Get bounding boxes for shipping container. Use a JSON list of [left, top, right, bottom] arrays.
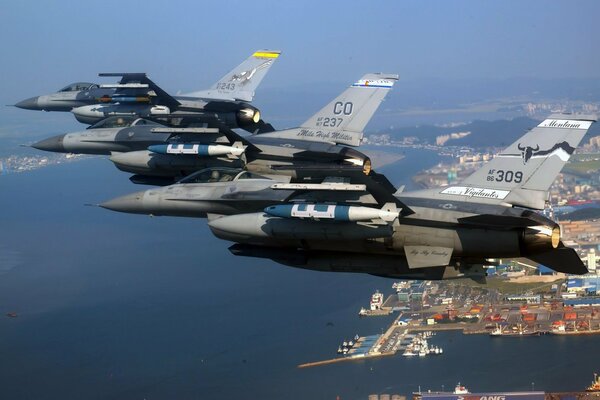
[[565, 312, 577, 320], [523, 313, 536, 321]]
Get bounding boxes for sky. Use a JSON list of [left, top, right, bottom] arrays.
[[1, 0, 600, 107]]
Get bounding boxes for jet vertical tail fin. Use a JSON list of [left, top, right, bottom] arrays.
[[455, 114, 597, 209], [298, 73, 398, 146], [187, 50, 281, 102]]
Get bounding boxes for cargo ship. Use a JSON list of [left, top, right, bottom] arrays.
[[551, 320, 600, 335], [412, 377, 600, 400], [413, 389, 546, 400], [490, 323, 541, 337]]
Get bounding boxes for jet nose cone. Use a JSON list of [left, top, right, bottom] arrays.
[[99, 191, 146, 214], [31, 135, 65, 153], [15, 96, 40, 110]]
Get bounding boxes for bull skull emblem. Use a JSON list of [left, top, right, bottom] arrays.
[[517, 143, 539, 164]]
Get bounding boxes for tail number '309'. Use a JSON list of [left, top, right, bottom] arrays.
[[487, 170, 523, 183]]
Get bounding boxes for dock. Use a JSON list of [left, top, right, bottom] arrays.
[[298, 312, 442, 368]]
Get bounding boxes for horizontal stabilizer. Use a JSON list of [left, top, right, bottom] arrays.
[[527, 244, 588, 275]]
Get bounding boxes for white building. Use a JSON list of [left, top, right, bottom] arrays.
[[587, 249, 597, 274]]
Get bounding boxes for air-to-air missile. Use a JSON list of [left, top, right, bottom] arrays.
[[15, 50, 280, 133]]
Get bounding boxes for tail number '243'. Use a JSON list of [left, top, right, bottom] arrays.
[[487, 169, 523, 183]]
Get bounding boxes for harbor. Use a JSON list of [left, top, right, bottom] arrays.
[[299, 276, 600, 368]]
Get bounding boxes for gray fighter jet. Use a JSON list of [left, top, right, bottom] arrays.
[[15, 50, 280, 132], [99, 114, 596, 280], [99, 167, 381, 218], [106, 73, 398, 181]]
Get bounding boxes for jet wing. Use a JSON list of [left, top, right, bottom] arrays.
[[457, 212, 551, 228], [147, 124, 261, 153], [99, 73, 181, 109], [269, 169, 413, 215], [527, 243, 588, 275]]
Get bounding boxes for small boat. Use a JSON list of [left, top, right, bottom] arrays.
[[370, 290, 384, 310], [403, 349, 416, 357], [587, 373, 600, 392], [337, 346, 343, 354], [454, 383, 470, 394], [6, 312, 17, 318]]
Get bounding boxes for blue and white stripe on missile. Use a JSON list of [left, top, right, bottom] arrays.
[[148, 143, 211, 156], [265, 204, 350, 220], [264, 203, 400, 222], [148, 144, 245, 157]]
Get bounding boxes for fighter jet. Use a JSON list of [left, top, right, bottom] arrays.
[[100, 114, 597, 280], [193, 113, 596, 280], [106, 73, 398, 181], [15, 50, 280, 132], [99, 167, 389, 218]]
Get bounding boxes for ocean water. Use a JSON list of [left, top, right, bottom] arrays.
[[0, 150, 598, 400]]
